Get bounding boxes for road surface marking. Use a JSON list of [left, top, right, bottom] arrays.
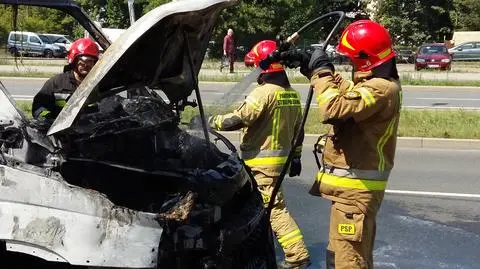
[[409, 97, 480, 101], [386, 189, 480, 199]]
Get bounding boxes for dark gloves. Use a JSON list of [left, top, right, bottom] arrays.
[[280, 49, 312, 77], [188, 114, 209, 130], [308, 48, 335, 76], [289, 157, 302, 177], [280, 48, 334, 78]]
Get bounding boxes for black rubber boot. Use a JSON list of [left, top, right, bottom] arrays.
[[326, 250, 335, 269], [277, 258, 311, 269]]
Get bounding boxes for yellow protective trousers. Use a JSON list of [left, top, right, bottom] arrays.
[[313, 171, 386, 269], [254, 171, 310, 264], [326, 201, 379, 269]]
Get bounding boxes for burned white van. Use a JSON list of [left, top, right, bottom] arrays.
[[0, 0, 276, 268]]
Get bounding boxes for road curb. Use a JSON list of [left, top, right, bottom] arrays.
[[217, 132, 480, 150]]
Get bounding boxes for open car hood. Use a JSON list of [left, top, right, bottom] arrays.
[[48, 0, 236, 136]]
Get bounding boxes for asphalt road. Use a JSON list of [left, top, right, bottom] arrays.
[[2, 77, 480, 109], [275, 147, 480, 269]]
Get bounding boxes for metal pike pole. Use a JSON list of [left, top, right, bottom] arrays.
[[266, 11, 346, 215]]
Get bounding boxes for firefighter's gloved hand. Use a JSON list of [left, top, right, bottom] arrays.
[[280, 49, 312, 70], [289, 157, 302, 177], [306, 48, 335, 77], [188, 114, 210, 130]]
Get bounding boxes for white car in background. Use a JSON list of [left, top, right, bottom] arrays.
[[7, 31, 65, 58], [40, 33, 74, 51]]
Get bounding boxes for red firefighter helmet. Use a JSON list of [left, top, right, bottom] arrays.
[[244, 51, 255, 67], [248, 40, 284, 74], [67, 38, 100, 64], [336, 20, 395, 71]]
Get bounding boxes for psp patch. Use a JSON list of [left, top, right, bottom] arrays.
[[338, 224, 355, 235]]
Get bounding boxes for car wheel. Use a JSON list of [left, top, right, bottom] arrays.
[[44, 49, 54, 58], [415, 66, 421, 71]]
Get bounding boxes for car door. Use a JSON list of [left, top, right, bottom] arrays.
[[463, 42, 478, 60], [14, 33, 29, 55], [472, 42, 480, 61], [455, 42, 475, 60], [27, 35, 44, 56]]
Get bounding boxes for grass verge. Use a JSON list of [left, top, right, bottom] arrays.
[[177, 106, 480, 139], [15, 100, 480, 139], [0, 71, 57, 78], [3, 69, 480, 87], [201, 72, 480, 86], [400, 73, 480, 87]]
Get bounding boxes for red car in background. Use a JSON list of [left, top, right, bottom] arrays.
[[414, 43, 452, 71]]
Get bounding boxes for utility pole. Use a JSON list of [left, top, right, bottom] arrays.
[[127, 0, 136, 26]]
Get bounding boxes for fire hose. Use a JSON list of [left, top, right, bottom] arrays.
[[262, 11, 346, 215]]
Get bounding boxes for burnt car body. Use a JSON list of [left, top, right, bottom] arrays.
[[0, 0, 276, 268]]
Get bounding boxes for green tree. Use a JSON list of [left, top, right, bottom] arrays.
[[0, 5, 77, 36], [375, 0, 454, 47], [452, 0, 480, 30], [142, 0, 170, 13], [1, 0, 369, 52], [209, 0, 365, 59], [104, 0, 128, 28]]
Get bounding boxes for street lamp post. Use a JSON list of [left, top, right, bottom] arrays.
[[127, 0, 136, 26]]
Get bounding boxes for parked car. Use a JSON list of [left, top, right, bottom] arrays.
[[40, 33, 74, 51], [0, 0, 276, 269], [38, 34, 68, 57], [448, 41, 480, 61], [414, 43, 452, 71], [7, 31, 65, 58], [395, 48, 415, 64]]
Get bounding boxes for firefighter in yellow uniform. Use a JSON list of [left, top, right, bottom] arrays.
[[286, 20, 402, 269], [208, 40, 311, 269]]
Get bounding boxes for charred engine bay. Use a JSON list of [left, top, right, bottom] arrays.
[[58, 95, 249, 211]]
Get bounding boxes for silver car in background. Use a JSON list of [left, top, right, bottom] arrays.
[[448, 41, 480, 61], [7, 31, 65, 58]]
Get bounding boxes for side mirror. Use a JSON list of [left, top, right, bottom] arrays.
[[457, 48, 462, 51]]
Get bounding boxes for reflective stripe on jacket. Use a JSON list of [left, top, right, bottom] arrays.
[[317, 172, 387, 191], [311, 70, 402, 176], [209, 83, 303, 176], [32, 71, 78, 120]]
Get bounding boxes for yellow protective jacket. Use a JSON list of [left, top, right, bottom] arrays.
[[311, 69, 402, 212], [209, 83, 303, 177]]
